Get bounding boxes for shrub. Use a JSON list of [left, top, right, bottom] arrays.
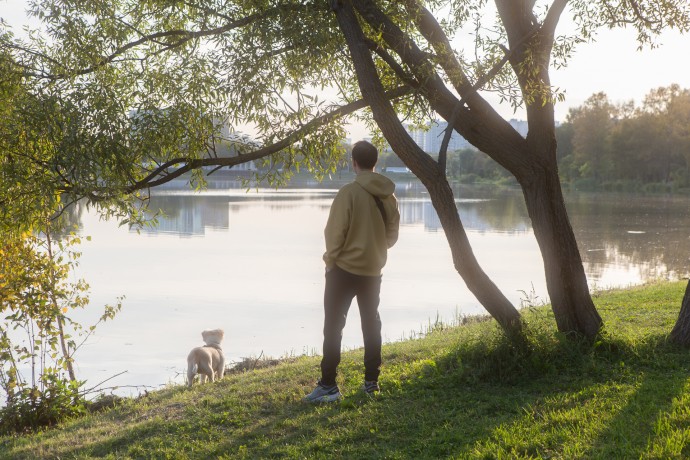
[[0, 373, 87, 435], [0, 227, 121, 433]]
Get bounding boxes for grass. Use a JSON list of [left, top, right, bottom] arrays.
[[1, 281, 689, 459]]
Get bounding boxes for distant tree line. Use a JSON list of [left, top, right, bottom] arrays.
[[428, 85, 690, 192], [558, 85, 690, 192]]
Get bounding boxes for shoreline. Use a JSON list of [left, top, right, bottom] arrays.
[[3, 280, 688, 458]]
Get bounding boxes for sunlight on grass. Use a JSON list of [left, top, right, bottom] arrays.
[[1, 281, 689, 459]]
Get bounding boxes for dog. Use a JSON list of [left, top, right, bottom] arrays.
[[186, 329, 225, 387]]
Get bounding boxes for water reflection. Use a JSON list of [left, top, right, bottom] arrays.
[[58, 180, 690, 283], [133, 186, 534, 236], [55, 180, 690, 394], [566, 193, 690, 283], [120, 183, 690, 283]]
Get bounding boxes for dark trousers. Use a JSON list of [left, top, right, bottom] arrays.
[[320, 266, 383, 386]]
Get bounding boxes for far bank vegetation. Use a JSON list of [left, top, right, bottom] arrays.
[[378, 85, 690, 193]]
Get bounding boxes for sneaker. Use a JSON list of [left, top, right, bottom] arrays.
[[362, 380, 380, 394], [304, 381, 341, 403]]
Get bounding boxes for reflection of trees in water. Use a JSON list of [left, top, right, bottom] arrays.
[[568, 193, 690, 279], [134, 195, 234, 236], [63, 182, 690, 279], [459, 195, 531, 233], [398, 186, 531, 233], [133, 193, 334, 235], [399, 185, 689, 280], [582, 243, 675, 285]]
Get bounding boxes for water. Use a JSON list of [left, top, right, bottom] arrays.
[[59, 180, 689, 394]]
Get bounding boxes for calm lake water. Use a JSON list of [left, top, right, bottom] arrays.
[[62, 179, 689, 394]]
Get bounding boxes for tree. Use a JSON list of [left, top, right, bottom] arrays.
[[640, 85, 690, 185], [3, 0, 689, 338], [569, 92, 617, 182], [557, 85, 690, 189], [670, 280, 690, 347], [0, 227, 122, 432]]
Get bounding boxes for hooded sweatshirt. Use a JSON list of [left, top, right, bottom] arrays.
[[323, 171, 400, 276]]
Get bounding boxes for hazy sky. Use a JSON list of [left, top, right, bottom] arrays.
[[2, 1, 688, 140]]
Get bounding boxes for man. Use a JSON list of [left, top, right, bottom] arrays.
[[305, 140, 400, 403]]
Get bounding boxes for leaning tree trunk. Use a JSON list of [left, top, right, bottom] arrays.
[[519, 163, 602, 338], [425, 177, 523, 333], [332, 0, 523, 337], [669, 280, 690, 346]]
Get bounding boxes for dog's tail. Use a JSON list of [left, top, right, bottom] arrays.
[[186, 355, 198, 387]]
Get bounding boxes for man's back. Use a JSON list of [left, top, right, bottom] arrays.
[[323, 171, 400, 277]]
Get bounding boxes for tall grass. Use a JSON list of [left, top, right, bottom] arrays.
[[1, 281, 688, 459]]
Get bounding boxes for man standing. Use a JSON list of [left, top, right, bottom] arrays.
[[305, 140, 400, 403]]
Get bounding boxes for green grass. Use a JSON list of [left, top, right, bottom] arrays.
[[1, 281, 689, 459]]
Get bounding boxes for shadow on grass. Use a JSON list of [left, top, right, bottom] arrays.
[[207, 332, 690, 459], [9, 329, 689, 459], [584, 359, 689, 458]]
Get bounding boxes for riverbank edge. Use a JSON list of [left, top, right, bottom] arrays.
[[154, 169, 690, 197], [2, 280, 689, 459]]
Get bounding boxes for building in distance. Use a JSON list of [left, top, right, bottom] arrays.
[[403, 119, 529, 155]]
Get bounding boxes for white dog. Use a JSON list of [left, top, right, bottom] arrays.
[[186, 329, 225, 387]]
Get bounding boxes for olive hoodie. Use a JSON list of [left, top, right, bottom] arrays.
[[323, 171, 400, 276]]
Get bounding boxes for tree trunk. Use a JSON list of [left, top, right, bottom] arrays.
[[45, 230, 77, 382], [669, 280, 690, 346], [519, 164, 602, 338], [332, 0, 523, 337], [334, 0, 605, 339], [425, 177, 523, 334]]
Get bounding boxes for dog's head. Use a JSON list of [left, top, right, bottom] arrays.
[[201, 329, 224, 347]]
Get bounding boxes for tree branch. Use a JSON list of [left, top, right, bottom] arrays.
[[331, 0, 439, 177], [13, 4, 305, 80], [629, 0, 664, 27], [438, 45, 514, 173], [542, 0, 569, 49], [362, 37, 420, 89], [351, 0, 529, 176], [399, 0, 475, 101], [60, 86, 412, 198]]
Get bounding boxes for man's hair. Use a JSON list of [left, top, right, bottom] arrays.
[[352, 140, 378, 170]]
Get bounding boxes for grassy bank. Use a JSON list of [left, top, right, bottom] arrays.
[[2, 281, 689, 459]]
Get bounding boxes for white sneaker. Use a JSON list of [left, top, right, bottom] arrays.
[[304, 381, 341, 403]]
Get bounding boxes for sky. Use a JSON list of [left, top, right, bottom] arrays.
[[2, 1, 689, 140], [545, 27, 690, 120]]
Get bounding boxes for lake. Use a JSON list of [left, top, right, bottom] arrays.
[[62, 179, 689, 394]]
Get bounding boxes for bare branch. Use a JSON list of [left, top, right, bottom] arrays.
[[542, 0, 569, 47]]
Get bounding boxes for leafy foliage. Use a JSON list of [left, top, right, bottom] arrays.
[[0, 228, 122, 434], [1, 0, 359, 230], [1, 0, 689, 337], [2, 1, 686, 231], [558, 85, 690, 190], [0, 371, 86, 435]]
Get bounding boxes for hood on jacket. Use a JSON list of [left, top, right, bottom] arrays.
[[355, 171, 396, 198]]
